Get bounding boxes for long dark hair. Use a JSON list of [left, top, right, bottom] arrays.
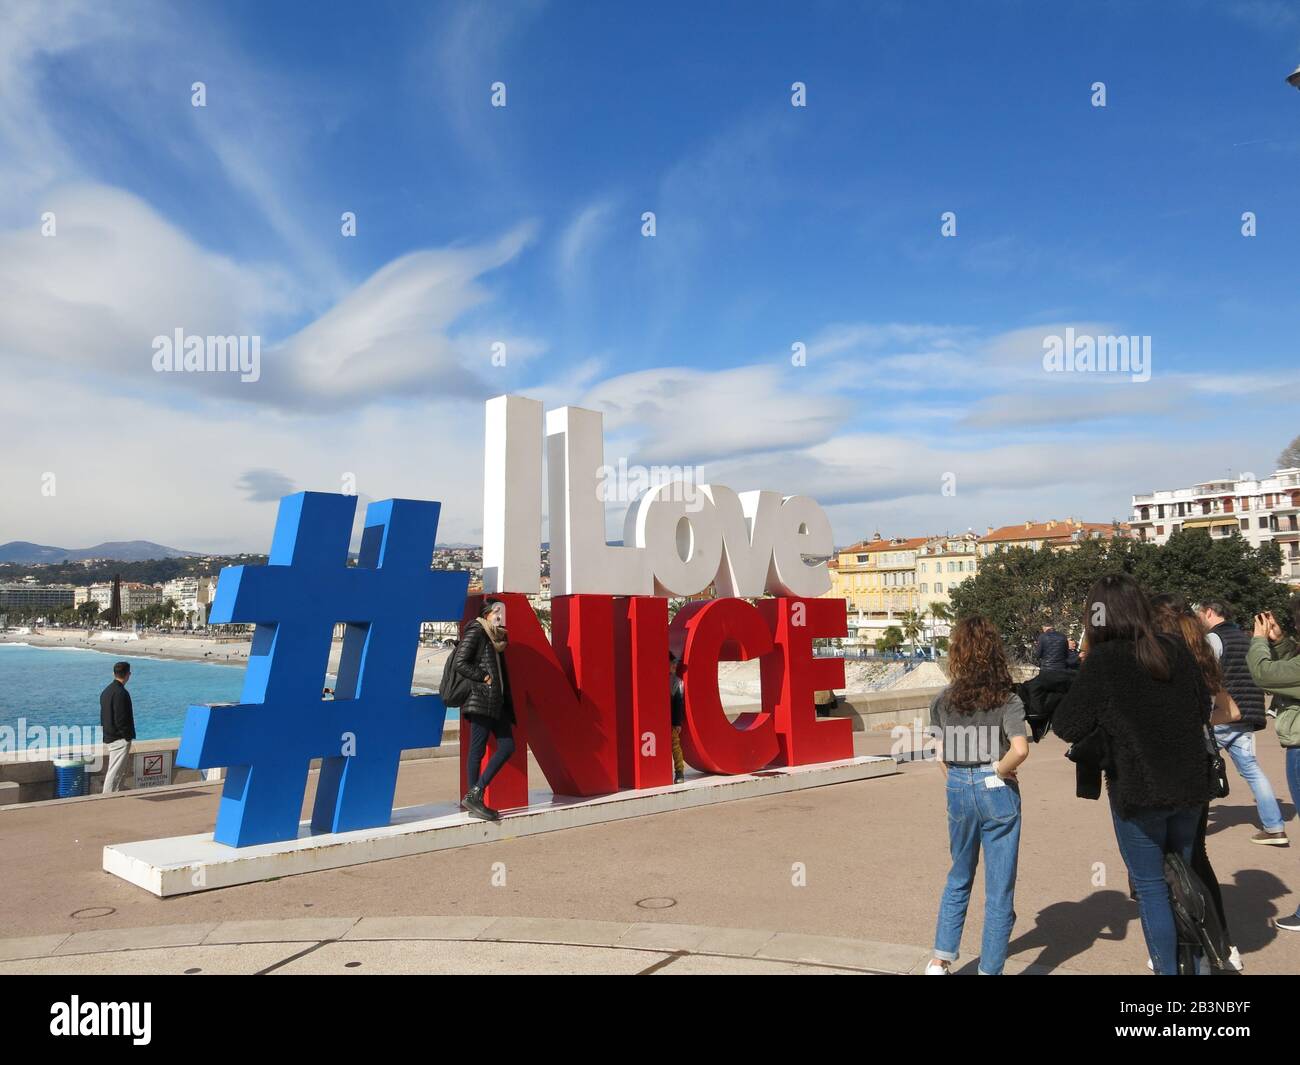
[[1083, 573, 1170, 681], [946, 615, 1014, 713], [1150, 592, 1220, 694]]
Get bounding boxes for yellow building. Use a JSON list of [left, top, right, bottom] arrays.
[[826, 533, 927, 616]]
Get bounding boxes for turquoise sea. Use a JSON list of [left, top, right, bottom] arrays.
[[0, 642, 455, 743], [0, 642, 246, 741]]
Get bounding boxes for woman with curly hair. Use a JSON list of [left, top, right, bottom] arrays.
[[926, 615, 1030, 975]]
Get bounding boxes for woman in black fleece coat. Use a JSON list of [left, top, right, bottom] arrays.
[[1054, 574, 1215, 975], [453, 598, 516, 822]]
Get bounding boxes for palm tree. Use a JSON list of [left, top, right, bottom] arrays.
[[899, 609, 924, 652], [927, 602, 952, 657]]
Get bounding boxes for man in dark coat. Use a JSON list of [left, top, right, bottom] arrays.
[[1199, 600, 1287, 845], [1033, 625, 1069, 672], [99, 661, 135, 793]]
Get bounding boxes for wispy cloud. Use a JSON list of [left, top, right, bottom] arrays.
[[236, 468, 296, 502]]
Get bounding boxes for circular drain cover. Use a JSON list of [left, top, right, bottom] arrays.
[[70, 906, 116, 920], [635, 897, 677, 909]]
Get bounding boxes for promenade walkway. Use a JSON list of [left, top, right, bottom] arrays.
[[3, 727, 1297, 975]]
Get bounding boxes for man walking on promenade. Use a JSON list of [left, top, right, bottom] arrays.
[[1033, 624, 1069, 672], [100, 661, 135, 794], [1199, 601, 1289, 845]]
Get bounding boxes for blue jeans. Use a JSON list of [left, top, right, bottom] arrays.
[[934, 766, 1021, 974], [1287, 747, 1300, 821], [1110, 802, 1200, 975], [1214, 724, 1285, 833], [1288, 748, 1300, 919]]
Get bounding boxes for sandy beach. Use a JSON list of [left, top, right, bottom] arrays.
[[0, 630, 453, 691], [0, 630, 947, 705]]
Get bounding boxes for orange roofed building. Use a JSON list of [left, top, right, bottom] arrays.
[[825, 533, 929, 617], [977, 518, 1128, 557]]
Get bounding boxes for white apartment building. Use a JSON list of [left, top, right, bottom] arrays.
[[162, 577, 200, 618], [1131, 468, 1300, 582], [85, 582, 163, 613], [122, 583, 162, 613]]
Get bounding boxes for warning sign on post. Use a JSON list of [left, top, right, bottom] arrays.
[[133, 750, 173, 790]]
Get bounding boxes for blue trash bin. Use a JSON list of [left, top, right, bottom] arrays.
[[54, 759, 88, 798]]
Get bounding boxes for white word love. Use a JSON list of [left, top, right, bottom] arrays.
[[482, 395, 833, 599]]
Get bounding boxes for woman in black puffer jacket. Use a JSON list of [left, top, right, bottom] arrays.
[[454, 598, 516, 821], [1054, 574, 1215, 975]]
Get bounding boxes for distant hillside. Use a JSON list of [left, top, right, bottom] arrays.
[[0, 540, 197, 564]]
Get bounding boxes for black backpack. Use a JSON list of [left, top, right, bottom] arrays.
[[1164, 851, 1234, 973], [438, 642, 472, 708], [1015, 668, 1075, 743]]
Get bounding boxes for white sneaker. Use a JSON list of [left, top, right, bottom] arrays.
[[925, 961, 950, 975], [1228, 946, 1243, 971]]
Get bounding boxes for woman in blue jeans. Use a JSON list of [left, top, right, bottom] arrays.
[[1245, 607, 1300, 932], [1055, 574, 1217, 974], [927, 616, 1030, 975]]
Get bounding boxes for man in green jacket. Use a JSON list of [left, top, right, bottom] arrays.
[[1246, 610, 1300, 933]]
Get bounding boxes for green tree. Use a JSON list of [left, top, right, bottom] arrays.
[[898, 609, 924, 651], [875, 625, 904, 654], [949, 532, 1291, 661], [1279, 434, 1300, 470], [927, 601, 952, 654]]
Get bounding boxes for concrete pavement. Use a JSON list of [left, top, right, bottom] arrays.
[[2, 727, 1297, 974], [0, 914, 1083, 974]]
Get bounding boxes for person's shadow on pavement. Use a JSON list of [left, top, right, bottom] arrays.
[[1205, 799, 1296, 836], [1003, 890, 1133, 973], [1220, 868, 1291, 958]]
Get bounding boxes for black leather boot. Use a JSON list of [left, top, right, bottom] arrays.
[[461, 785, 500, 821]]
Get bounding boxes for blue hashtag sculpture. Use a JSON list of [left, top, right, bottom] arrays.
[[178, 492, 469, 847]]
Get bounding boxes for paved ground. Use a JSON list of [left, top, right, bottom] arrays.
[[0, 915, 1080, 975], [2, 729, 1298, 974]]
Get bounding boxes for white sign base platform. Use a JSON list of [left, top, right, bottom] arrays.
[[103, 756, 896, 897]]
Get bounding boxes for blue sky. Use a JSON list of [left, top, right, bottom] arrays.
[[2, 0, 1299, 551]]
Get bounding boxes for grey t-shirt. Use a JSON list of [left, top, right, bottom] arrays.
[[929, 689, 1027, 765]]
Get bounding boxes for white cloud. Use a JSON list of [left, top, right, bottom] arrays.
[[0, 374, 492, 552], [0, 183, 296, 379], [0, 187, 540, 410], [556, 200, 616, 297], [581, 364, 853, 464], [262, 223, 539, 408]]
